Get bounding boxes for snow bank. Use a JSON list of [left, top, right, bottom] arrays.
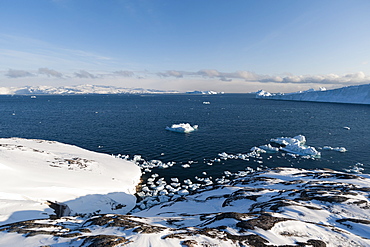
[[165, 123, 198, 133], [0, 138, 141, 225], [256, 83, 370, 105]]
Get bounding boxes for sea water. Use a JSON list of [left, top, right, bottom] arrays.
[[0, 94, 369, 180]]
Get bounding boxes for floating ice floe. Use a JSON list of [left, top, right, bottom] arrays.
[[165, 123, 198, 133], [323, 146, 347, 152], [270, 135, 321, 158]]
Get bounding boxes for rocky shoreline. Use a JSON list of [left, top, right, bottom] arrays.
[[1, 167, 369, 246]]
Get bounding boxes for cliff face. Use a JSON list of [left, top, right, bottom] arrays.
[[257, 84, 370, 105]]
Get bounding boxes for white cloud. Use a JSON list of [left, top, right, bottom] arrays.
[[1, 68, 369, 93], [152, 69, 370, 86], [5, 69, 34, 78], [74, 70, 96, 79], [113, 70, 135, 77], [38, 68, 63, 78], [157, 70, 184, 78]]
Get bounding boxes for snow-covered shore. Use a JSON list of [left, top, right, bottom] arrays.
[[1, 138, 370, 246], [1, 167, 369, 246], [0, 138, 141, 225], [256, 83, 370, 105]]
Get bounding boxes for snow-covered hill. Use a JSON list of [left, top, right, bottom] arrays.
[[0, 85, 178, 95], [0, 138, 141, 225], [256, 84, 370, 105], [0, 138, 370, 246]]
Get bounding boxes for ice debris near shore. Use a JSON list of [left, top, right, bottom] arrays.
[[0, 138, 141, 225], [256, 83, 370, 105], [165, 123, 198, 133], [1, 167, 370, 247], [248, 135, 320, 158]]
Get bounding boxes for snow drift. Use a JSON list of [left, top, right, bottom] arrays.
[[0, 138, 141, 225]]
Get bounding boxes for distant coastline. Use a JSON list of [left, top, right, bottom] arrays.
[[256, 83, 370, 105], [0, 85, 226, 95]]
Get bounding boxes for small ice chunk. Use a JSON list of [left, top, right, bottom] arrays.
[[165, 123, 198, 133], [323, 146, 347, 153], [171, 183, 181, 188], [333, 147, 347, 153], [178, 189, 189, 196], [259, 144, 279, 153], [184, 179, 192, 185], [250, 146, 266, 153]]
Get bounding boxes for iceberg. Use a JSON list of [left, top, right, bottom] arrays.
[[256, 83, 370, 105], [165, 123, 198, 133], [186, 90, 220, 94], [270, 135, 321, 157]]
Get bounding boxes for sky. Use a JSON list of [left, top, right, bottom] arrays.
[[1, 0, 370, 93]]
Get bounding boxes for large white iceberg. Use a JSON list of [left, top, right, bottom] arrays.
[[0, 138, 141, 225], [256, 83, 370, 105], [165, 123, 198, 133]]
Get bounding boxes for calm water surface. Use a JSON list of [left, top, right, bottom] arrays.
[[0, 94, 369, 180]]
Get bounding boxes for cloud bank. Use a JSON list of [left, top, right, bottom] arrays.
[[1, 68, 369, 93]]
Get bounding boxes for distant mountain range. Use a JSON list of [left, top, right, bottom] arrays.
[[0, 84, 179, 95], [256, 83, 370, 105], [0, 85, 227, 95]]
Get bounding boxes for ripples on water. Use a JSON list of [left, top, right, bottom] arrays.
[[0, 94, 369, 180]]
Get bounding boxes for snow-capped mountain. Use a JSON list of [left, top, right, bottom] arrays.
[[0, 85, 178, 95]]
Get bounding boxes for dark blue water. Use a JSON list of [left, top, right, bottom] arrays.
[[0, 94, 369, 180]]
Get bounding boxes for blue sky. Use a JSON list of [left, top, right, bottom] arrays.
[[1, 0, 370, 92]]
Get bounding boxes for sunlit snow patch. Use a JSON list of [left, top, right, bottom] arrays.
[[0, 138, 141, 225], [165, 123, 198, 133], [270, 135, 321, 158]]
